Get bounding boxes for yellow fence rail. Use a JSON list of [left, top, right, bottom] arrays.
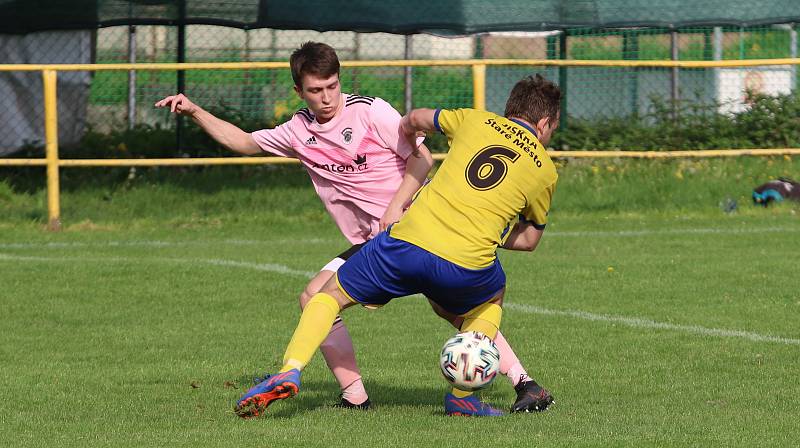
[[3, 58, 800, 230]]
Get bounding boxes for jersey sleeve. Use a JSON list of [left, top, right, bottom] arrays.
[[370, 97, 415, 159], [433, 108, 470, 138], [520, 180, 557, 230], [250, 120, 296, 158]]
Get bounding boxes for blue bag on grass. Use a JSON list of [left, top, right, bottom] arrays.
[[752, 177, 800, 206]]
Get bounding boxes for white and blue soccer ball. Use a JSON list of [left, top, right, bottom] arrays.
[[439, 331, 500, 391]]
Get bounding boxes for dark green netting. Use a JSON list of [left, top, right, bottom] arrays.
[[2, 0, 800, 35]]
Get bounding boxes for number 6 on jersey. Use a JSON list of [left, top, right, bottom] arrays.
[[465, 145, 520, 191]]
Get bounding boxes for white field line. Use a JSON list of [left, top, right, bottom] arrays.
[[199, 258, 315, 278], [0, 225, 798, 250], [505, 302, 800, 346], [0, 238, 331, 250], [545, 226, 799, 238], [2, 252, 798, 346], [0, 253, 316, 278]]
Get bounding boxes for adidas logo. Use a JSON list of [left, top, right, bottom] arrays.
[[305, 136, 318, 145]]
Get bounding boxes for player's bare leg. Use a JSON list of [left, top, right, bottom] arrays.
[[236, 280, 357, 418], [300, 270, 369, 408]]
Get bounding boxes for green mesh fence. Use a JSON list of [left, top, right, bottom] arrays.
[[87, 25, 799, 129], [84, 27, 480, 134], [483, 26, 798, 120], [2, 24, 800, 154]]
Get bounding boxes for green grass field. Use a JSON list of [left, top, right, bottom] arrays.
[[1, 159, 799, 447]]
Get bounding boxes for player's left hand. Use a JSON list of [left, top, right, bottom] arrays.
[[379, 203, 404, 231]]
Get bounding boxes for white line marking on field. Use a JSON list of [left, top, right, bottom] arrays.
[[546, 226, 799, 238], [0, 238, 331, 250], [1, 226, 798, 250], [222, 238, 330, 246], [0, 253, 316, 278], [505, 302, 800, 345], [2, 252, 797, 346], [198, 258, 315, 278], [0, 253, 75, 262]]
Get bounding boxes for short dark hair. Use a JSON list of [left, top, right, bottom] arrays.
[[289, 42, 340, 88], [504, 74, 561, 125]]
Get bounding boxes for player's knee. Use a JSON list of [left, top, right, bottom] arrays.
[[449, 316, 464, 328], [299, 289, 314, 310], [428, 299, 450, 318], [428, 299, 463, 328], [428, 302, 446, 319], [435, 308, 462, 328]]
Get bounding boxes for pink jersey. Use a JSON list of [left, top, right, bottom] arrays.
[[251, 94, 415, 244]]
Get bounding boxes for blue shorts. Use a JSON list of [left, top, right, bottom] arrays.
[[336, 231, 506, 315]]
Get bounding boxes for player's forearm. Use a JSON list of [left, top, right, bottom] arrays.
[[404, 143, 434, 187], [387, 144, 434, 211], [404, 109, 438, 133], [501, 222, 543, 252], [191, 107, 261, 156]]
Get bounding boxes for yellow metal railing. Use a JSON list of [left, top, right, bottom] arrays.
[[42, 70, 60, 230], [3, 58, 800, 230]]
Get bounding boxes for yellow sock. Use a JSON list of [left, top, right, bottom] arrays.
[[280, 293, 340, 372], [451, 388, 472, 398], [461, 302, 502, 339], [451, 302, 503, 398]]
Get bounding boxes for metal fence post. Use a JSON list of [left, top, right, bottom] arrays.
[[472, 63, 486, 110], [128, 25, 137, 130], [352, 33, 361, 93], [739, 26, 745, 59], [43, 69, 61, 231], [713, 26, 723, 104], [671, 29, 680, 119], [176, 0, 187, 154], [559, 31, 568, 130], [623, 29, 639, 115], [404, 35, 413, 113], [791, 23, 797, 91]]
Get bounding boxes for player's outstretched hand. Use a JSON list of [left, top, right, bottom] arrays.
[[154, 93, 198, 116]]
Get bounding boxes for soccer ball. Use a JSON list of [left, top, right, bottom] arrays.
[[439, 331, 500, 391]]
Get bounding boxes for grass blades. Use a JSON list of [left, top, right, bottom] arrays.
[[1, 159, 798, 447]]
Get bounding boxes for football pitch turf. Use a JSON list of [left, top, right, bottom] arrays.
[[1, 211, 797, 447]]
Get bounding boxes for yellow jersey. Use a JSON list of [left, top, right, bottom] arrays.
[[390, 108, 558, 269]]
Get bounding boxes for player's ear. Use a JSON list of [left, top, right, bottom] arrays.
[[535, 116, 551, 134], [293, 84, 303, 98]]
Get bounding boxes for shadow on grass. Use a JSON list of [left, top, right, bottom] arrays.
[[226, 375, 451, 419]]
